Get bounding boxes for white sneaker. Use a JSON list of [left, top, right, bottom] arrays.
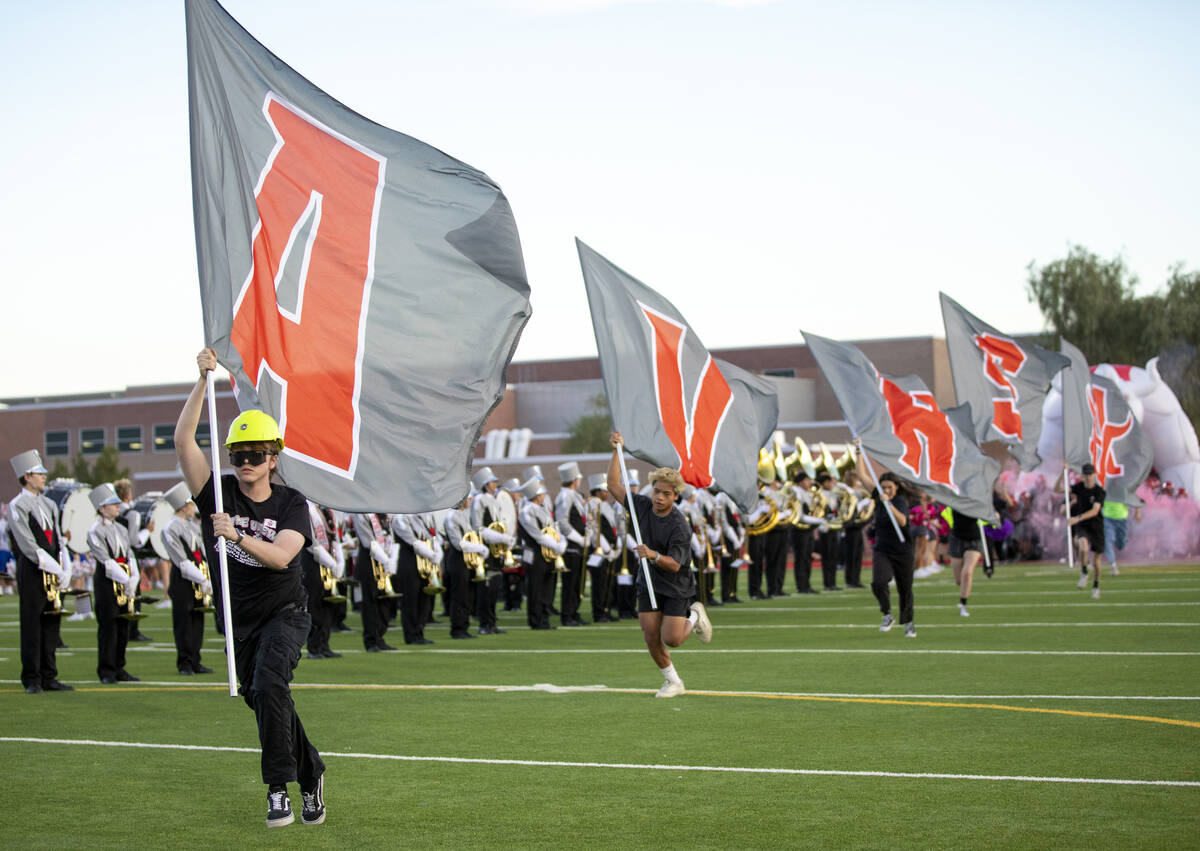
[[655, 680, 685, 698], [1076, 574, 1088, 589], [1111, 564, 1120, 576], [154, 599, 172, 609], [690, 602, 713, 644], [66, 612, 87, 621], [880, 614, 895, 632], [958, 603, 970, 617], [913, 566, 930, 579], [904, 622, 916, 638], [1091, 587, 1100, 600]]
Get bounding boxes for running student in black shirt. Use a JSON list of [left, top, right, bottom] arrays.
[[606, 432, 712, 699], [855, 446, 918, 637], [1066, 463, 1106, 599], [177, 349, 326, 829]]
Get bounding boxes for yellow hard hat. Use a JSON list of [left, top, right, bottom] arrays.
[[225, 410, 284, 450]]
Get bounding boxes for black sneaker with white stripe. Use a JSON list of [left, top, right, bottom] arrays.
[[301, 775, 326, 825], [266, 786, 294, 827]]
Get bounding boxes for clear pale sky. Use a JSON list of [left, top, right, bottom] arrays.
[[2, 0, 1196, 399]]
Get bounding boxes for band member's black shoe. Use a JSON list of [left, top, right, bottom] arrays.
[[131, 632, 154, 642], [25, 684, 43, 694], [115, 671, 139, 682], [194, 664, 214, 673], [179, 667, 196, 675], [321, 651, 342, 659], [100, 676, 118, 684], [44, 680, 74, 691]]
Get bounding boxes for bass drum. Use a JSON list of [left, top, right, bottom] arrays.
[[149, 498, 177, 560], [125, 493, 164, 561], [43, 479, 96, 555]]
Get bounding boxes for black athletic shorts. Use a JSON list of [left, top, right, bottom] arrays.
[[637, 592, 693, 617], [1073, 524, 1104, 555], [948, 532, 982, 559]]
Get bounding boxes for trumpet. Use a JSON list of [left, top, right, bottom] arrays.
[[319, 563, 346, 603], [487, 521, 516, 569], [193, 559, 216, 613], [372, 555, 402, 599], [695, 515, 720, 574], [417, 548, 445, 595], [541, 526, 568, 572], [463, 530, 488, 582], [114, 567, 148, 621], [43, 569, 62, 615]]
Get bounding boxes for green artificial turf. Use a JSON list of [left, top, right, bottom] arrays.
[[1, 562, 1197, 848]]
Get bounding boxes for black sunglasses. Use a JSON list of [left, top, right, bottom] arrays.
[[229, 450, 270, 468]]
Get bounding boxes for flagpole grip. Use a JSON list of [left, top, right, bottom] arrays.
[[206, 372, 238, 698], [616, 443, 658, 611], [849, 431, 905, 544]]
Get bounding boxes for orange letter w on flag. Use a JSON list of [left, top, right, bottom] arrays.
[[640, 304, 733, 487], [231, 94, 385, 478]]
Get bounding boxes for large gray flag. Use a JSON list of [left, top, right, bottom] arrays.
[[802, 330, 1001, 522], [578, 240, 778, 512], [1059, 339, 1095, 471], [940, 293, 1068, 470], [1059, 340, 1152, 501], [187, 0, 531, 512]]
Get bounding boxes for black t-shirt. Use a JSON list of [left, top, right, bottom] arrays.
[[628, 493, 695, 600], [949, 508, 980, 542], [195, 473, 311, 639], [871, 490, 912, 553], [1070, 482, 1106, 532]]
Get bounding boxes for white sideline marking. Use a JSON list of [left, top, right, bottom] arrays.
[[1, 646, 1197, 657], [721, 602, 1200, 614], [0, 736, 1195, 788], [8, 680, 1195, 702]]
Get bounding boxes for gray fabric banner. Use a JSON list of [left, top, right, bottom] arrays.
[[940, 293, 1068, 470], [1059, 339, 1096, 472], [1059, 340, 1152, 501], [802, 330, 1001, 522], [577, 240, 778, 512], [187, 0, 531, 512]]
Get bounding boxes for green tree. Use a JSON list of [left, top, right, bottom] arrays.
[[48, 448, 130, 484], [561, 393, 612, 454], [1026, 245, 1199, 431]]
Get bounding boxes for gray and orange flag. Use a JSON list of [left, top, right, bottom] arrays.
[[577, 240, 777, 511], [940, 293, 1068, 470], [802, 330, 1001, 522], [187, 0, 530, 512]]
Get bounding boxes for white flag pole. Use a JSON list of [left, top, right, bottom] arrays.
[[206, 372, 238, 698], [978, 521, 991, 569], [616, 443, 658, 611], [850, 432, 905, 543], [1063, 462, 1074, 571]]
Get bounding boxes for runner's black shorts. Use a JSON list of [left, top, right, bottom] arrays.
[[948, 532, 982, 558], [637, 592, 694, 617], [1073, 524, 1104, 554]]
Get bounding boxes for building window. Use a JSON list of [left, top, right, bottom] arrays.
[[763, 368, 796, 378], [80, 427, 105, 455], [45, 430, 70, 458], [196, 422, 211, 448], [117, 425, 143, 453], [153, 424, 175, 452]]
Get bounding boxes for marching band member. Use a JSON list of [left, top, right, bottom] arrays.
[[325, 509, 353, 634], [518, 477, 564, 630], [696, 487, 723, 606], [352, 512, 397, 652], [392, 513, 442, 645], [815, 472, 843, 591], [681, 487, 707, 602], [554, 461, 589, 627], [788, 472, 822, 594], [744, 479, 773, 600], [8, 450, 73, 693], [161, 481, 213, 675], [764, 477, 789, 597], [614, 469, 639, 618], [177, 351, 326, 828], [586, 473, 618, 623], [302, 500, 343, 659], [840, 472, 869, 589], [443, 495, 487, 639], [87, 483, 142, 684], [715, 489, 744, 603], [470, 467, 513, 635], [114, 478, 156, 640], [500, 478, 525, 612]]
